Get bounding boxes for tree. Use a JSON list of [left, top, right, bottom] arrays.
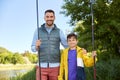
[[12, 52, 25, 64], [0, 52, 13, 64], [0, 47, 8, 53], [61, 0, 120, 56], [23, 51, 38, 63]]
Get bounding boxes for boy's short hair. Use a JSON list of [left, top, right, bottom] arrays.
[[67, 33, 77, 40], [44, 9, 55, 15]]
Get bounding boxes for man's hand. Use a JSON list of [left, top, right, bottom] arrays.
[[36, 39, 41, 51], [82, 48, 87, 54]]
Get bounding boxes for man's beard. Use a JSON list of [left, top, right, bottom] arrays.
[[46, 20, 54, 26]]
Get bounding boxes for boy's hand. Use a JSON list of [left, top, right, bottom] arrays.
[[92, 51, 97, 57]]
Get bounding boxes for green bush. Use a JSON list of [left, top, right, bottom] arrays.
[[12, 53, 25, 64], [85, 57, 120, 80]]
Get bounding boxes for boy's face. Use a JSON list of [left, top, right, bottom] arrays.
[[67, 37, 78, 48]]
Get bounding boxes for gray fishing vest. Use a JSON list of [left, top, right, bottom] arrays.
[[38, 24, 60, 63]]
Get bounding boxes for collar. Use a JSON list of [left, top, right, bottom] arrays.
[[45, 23, 54, 29]]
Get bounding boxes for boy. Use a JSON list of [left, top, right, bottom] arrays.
[[58, 33, 97, 80]]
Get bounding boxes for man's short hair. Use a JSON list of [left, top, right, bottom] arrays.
[[45, 9, 55, 15], [67, 33, 77, 40]]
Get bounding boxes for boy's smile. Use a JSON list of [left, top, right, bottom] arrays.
[[67, 37, 78, 49]]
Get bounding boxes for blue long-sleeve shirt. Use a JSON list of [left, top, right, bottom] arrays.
[[31, 24, 68, 67]]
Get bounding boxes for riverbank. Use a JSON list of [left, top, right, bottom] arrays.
[[0, 64, 36, 71]]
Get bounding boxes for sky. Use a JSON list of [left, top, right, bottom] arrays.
[[0, 0, 73, 53]]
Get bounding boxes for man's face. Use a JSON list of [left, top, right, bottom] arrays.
[[67, 37, 78, 48], [44, 12, 55, 27]]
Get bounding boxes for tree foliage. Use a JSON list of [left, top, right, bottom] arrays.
[[61, 0, 120, 55], [0, 47, 37, 64], [23, 51, 38, 63], [12, 52, 25, 64]]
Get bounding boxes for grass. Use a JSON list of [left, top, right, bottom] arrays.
[[85, 58, 120, 80], [10, 67, 36, 80]]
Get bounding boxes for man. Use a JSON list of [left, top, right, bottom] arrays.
[[31, 9, 68, 80]]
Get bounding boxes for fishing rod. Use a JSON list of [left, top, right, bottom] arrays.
[[36, 0, 41, 80], [90, 0, 96, 80]]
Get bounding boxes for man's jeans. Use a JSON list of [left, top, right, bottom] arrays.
[[36, 66, 59, 80]]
